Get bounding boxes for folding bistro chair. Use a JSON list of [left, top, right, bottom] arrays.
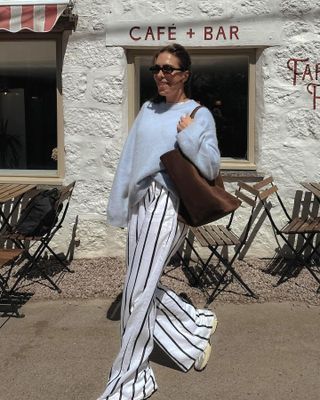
[[3, 182, 76, 293], [251, 177, 320, 289], [0, 248, 25, 317], [189, 181, 261, 305], [0, 184, 36, 234], [300, 181, 320, 263]]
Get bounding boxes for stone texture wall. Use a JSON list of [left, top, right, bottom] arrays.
[[57, 0, 320, 259]]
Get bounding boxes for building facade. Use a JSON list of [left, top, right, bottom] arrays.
[[1, 0, 319, 258]]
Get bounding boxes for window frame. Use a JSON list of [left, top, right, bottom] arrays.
[[127, 48, 256, 170], [0, 32, 67, 184]]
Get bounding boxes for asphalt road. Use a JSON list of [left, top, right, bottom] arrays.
[[1, 299, 320, 400]]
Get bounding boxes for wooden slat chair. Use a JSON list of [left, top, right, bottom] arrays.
[[190, 181, 260, 305], [301, 182, 320, 204], [252, 177, 320, 289], [3, 182, 76, 294], [0, 248, 25, 317]]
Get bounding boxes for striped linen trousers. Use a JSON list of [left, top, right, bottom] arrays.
[[98, 181, 216, 400]]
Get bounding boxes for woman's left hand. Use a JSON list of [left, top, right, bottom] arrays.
[[177, 114, 193, 132]]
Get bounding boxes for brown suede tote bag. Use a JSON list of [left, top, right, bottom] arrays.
[[160, 106, 241, 227]]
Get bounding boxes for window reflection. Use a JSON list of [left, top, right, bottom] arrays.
[[0, 41, 57, 171], [139, 54, 249, 160]]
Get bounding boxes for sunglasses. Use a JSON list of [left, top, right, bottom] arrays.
[[149, 64, 185, 75]]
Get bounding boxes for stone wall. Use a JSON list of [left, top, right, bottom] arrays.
[[57, 0, 320, 259]]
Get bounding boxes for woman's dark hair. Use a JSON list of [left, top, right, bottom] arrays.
[[151, 43, 191, 103], [153, 43, 191, 72]]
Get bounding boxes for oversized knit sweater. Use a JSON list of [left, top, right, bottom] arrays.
[[107, 99, 220, 227]]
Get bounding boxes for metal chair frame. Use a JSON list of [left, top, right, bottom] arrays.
[[0, 184, 36, 234], [3, 182, 76, 293], [189, 181, 261, 305], [252, 177, 320, 289], [0, 249, 25, 317]]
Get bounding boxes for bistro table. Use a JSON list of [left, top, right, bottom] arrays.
[[0, 183, 36, 232]]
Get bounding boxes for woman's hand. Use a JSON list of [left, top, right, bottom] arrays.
[[177, 114, 193, 132]]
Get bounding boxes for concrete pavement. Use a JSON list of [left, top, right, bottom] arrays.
[[1, 299, 320, 400]]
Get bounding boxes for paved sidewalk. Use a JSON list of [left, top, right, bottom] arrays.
[[1, 299, 320, 400]]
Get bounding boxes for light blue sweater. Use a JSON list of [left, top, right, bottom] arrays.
[[107, 99, 220, 227]]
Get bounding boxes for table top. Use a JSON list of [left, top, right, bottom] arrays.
[[0, 183, 36, 204], [300, 182, 320, 198]]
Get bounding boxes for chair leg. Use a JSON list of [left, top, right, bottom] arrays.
[[205, 267, 233, 306], [42, 242, 74, 273], [209, 248, 258, 301], [197, 252, 215, 281], [276, 258, 296, 285], [9, 269, 27, 293], [15, 232, 73, 292], [301, 232, 320, 260], [277, 233, 320, 286], [9, 237, 47, 291], [303, 242, 320, 284], [1, 263, 25, 318], [10, 241, 63, 293], [303, 263, 320, 286], [11, 260, 62, 294], [176, 251, 200, 286], [184, 236, 216, 281]]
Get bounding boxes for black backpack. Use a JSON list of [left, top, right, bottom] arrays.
[[15, 188, 60, 236]]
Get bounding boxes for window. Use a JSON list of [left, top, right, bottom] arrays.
[[0, 37, 63, 181], [127, 49, 256, 170]]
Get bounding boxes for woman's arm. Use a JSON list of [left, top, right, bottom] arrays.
[[106, 103, 147, 227], [176, 107, 220, 180]]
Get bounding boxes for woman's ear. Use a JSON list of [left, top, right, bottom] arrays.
[[183, 70, 190, 83]]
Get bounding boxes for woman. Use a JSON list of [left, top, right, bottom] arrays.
[[98, 43, 220, 400]]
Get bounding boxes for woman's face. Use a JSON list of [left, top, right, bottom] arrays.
[[153, 51, 189, 101]]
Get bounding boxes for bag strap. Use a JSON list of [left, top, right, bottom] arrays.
[[190, 105, 203, 119]]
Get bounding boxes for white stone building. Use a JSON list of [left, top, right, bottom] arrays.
[[0, 0, 319, 259]]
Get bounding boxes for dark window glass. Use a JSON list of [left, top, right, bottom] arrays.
[[139, 55, 249, 160], [0, 41, 57, 171]]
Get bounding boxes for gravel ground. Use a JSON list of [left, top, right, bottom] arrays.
[[8, 255, 320, 307]]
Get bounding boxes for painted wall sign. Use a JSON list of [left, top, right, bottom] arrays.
[[128, 25, 240, 42], [287, 58, 320, 110], [105, 20, 282, 47]]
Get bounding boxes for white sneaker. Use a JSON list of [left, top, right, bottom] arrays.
[[194, 316, 218, 372], [194, 342, 212, 371], [211, 316, 218, 336]]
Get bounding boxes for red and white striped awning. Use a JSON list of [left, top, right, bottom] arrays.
[[0, 1, 71, 33]]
